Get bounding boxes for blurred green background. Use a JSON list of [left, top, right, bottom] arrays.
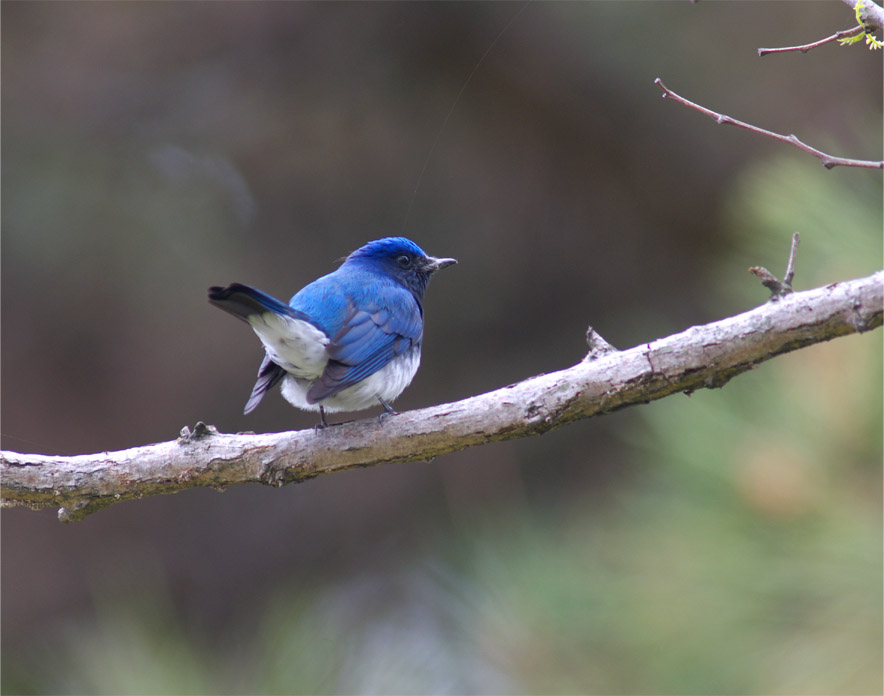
[[2, 2, 881, 694]]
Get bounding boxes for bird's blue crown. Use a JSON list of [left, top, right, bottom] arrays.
[[346, 237, 427, 263]]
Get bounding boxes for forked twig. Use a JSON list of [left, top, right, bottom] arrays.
[[750, 233, 801, 301]]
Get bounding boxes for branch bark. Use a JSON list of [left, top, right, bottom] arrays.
[[841, 0, 884, 32], [3, 271, 882, 522]]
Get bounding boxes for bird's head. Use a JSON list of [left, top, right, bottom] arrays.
[[345, 237, 457, 298]]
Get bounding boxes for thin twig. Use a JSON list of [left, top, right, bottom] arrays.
[[749, 232, 801, 301], [748, 266, 785, 298], [654, 79, 884, 170], [783, 232, 800, 289], [758, 26, 864, 56]]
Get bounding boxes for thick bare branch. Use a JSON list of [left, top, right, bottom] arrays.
[[3, 271, 882, 522], [654, 79, 884, 170]]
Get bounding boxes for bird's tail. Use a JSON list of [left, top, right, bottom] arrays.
[[209, 283, 326, 413], [244, 355, 286, 414], [208, 283, 303, 323]]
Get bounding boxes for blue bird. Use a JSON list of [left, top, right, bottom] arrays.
[[208, 237, 456, 428]]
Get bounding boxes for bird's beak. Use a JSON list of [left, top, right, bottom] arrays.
[[426, 256, 457, 273]]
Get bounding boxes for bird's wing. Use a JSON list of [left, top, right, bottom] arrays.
[[306, 288, 423, 403]]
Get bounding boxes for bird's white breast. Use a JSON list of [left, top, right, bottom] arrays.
[[280, 347, 421, 413]]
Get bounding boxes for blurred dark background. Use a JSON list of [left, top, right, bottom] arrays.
[[2, 3, 882, 694]]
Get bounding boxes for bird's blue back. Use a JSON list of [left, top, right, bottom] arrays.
[[289, 247, 424, 401]]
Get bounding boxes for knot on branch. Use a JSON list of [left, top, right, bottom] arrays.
[[178, 421, 218, 444], [584, 327, 618, 361]]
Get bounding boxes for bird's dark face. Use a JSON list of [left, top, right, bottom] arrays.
[[347, 237, 457, 298]]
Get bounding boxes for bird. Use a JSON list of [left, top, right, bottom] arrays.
[[208, 237, 456, 428]]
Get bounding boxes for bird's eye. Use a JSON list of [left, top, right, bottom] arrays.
[[397, 255, 412, 268]]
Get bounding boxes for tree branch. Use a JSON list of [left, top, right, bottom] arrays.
[[654, 78, 884, 170], [3, 270, 882, 522], [841, 0, 884, 32], [757, 26, 865, 57], [758, 0, 884, 56]]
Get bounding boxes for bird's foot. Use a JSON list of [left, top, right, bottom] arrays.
[[377, 397, 399, 423], [314, 406, 329, 430]]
